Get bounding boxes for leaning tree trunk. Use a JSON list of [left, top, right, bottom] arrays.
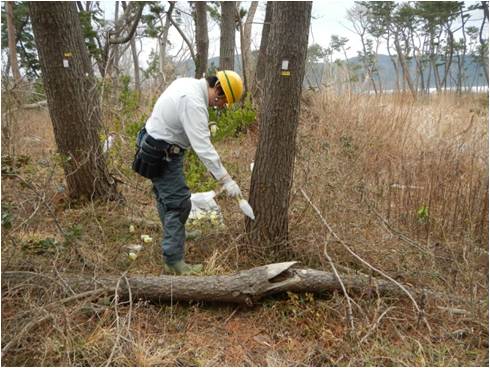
[[30, 2, 120, 202], [194, 1, 209, 78], [252, 1, 273, 104], [246, 2, 312, 256], [219, 1, 236, 70]]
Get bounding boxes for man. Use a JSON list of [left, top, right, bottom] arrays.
[[134, 70, 244, 275]]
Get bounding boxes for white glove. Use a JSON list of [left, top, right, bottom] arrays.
[[220, 174, 242, 198]]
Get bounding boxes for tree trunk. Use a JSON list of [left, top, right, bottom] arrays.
[[130, 34, 140, 96], [219, 1, 236, 70], [246, 2, 312, 256], [479, 1, 489, 83], [386, 38, 400, 92], [2, 263, 443, 305], [159, 2, 174, 84], [239, 1, 258, 97], [194, 1, 209, 78], [6, 1, 21, 82], [252, 1, 273, 103], [30, 2, 120, 202], [394, 32, 416, 99], [441, 26, 454, 90], [110, 1, 121, 102]]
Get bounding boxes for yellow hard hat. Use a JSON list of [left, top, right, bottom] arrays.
[[216, 70, 243, 105]]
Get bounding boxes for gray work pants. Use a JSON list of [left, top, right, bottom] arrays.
[[151, 151, 191, 265]]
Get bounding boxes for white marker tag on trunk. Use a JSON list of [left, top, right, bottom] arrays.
[[63, 59, 69, 68]]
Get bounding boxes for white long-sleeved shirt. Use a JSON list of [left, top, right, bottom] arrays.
[[145, 78, 228, 180]]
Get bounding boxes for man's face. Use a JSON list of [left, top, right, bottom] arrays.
[[213, 84, 228, 109]]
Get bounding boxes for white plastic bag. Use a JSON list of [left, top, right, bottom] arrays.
[[188, 191, 225, 230]]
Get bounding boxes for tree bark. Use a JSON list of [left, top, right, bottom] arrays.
[[29, 1, 120, 202], [394, 32, 416, 99], [441, 26, 455, 90], [239, 1, 258, 97], [159, 2, 174, 83], [6, 1, 21, 82], [479, 1, 489, 83], [219, 1, 236, 70], [1, 262, 442, 305], [252, 1, 273, 103], [194, 1, 209, 78], [246, 2, 312, 255], [130, 34, 140, 96]]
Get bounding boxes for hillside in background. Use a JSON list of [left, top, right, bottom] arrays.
[[177, 54, 488, 91]]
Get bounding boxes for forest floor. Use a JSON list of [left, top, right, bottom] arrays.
[[1, 90, 489, 366]]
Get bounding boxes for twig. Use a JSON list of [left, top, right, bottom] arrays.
[[323, 242, 355, 332], [1, 313, 52, 357], [105, 272, 128, 367], [367, 200, 431, 255], [300, 188, 432, 333], [123, 274, 133, 335], [223, 306, 239, 325], [8, 174, 66, 237], [1, 288, 108, 356], [360, 306, 395, 343]]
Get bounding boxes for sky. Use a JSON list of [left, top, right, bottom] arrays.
[[101, 1, 361, 68], [185, 1, 361, 60], [100, 1, 487, 69]]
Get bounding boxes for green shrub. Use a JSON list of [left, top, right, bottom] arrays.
[[208, 95, 256, 142], [1, 203, 13, 229], [184, 150, 215, 192], [125, 114, 147, 145], [119, 75, 139, 115], [183, 98, 256, 192]]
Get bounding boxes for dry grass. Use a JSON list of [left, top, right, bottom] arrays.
[[1, 89, 488, 366]]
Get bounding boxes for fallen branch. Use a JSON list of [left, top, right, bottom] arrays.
[[1, 288, 109, 356], [2, 263, 446, 306], [300, 188, 431, 332], [22, 100, 47, 109]]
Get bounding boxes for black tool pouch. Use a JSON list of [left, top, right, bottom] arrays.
[[132, 130, 167, 179]]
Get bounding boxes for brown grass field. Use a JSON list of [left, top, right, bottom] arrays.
[[1, 89, 488, 366]]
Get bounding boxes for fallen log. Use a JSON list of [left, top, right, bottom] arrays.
[[2, 262, 444, 305]]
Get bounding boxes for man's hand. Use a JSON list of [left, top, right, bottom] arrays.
[[220, 174, 241, 197]]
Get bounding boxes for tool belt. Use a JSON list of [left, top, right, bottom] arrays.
[[132, 127, 183, 179]]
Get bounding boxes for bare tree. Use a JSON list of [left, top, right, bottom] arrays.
[[347, 4, 380, 93], [246, 2, 312, 255], [167, 1, 197, 69]]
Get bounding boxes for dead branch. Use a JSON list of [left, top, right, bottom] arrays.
[[22, 100, 47, 109], [300, 188, 432, 332], [1, 288, 109, 356], [167, 1, 196, 63]]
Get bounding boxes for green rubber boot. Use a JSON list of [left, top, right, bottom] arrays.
[[164, 260, 203, 275]]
